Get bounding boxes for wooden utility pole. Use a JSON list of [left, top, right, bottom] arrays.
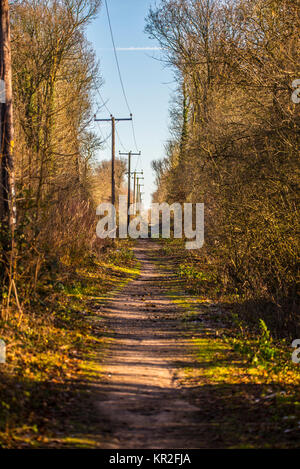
[[136, 176, 144, 211], [0, 0, 16, 255], [111, 116, 115, 206], [120, 151, 141, 228], [94, 114, 132, 206], [133, 172, 136, 210], [132, 170, 143, 214]]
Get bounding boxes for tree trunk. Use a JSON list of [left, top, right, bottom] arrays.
[[0, 0, 16, 230], [0, 0, 16, 272]]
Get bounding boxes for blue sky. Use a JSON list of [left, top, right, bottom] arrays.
[[87, 0, 175, 207]]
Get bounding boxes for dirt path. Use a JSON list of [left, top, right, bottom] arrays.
[[89, 239, 298, 449], [96, 240, 205, 449]]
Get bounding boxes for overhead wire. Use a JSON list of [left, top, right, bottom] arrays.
[[93, 0, 143, 193], [104, 0, 132, 115], [97, 127, 112, 147], [94, 77, 133, 154], [130, 119, 139, 152], [94, 78, 112, 115], [115, 127, 129, 152], [95, 121, 112, 164], [104, 0, 140, 153]]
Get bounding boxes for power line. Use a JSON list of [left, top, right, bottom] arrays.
[[93, 77, 128, 152], [133, 151, 140, 172], [98, 128, 112, 147], [93, 1, 143, 185], [104, 0, 140, 154], [120, 151, 141, 228], [94, 78, 112, 115], [104, 0, 132, 114], [131, 118, 139, 152], [94, 114, 132, 206], [115, 127, 128, 152], [94, 82, 130, 154], [95, 119, 111, 146]]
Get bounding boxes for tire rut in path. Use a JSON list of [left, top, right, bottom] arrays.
[[96, 240, 205, 449]]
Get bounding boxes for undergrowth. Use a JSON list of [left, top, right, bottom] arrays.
[[0, 240, 138, 448], [157, 237, 300, 380]]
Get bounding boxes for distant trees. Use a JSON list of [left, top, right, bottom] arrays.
[[93, 159, 127, 205], [147, 0, 300, 334]]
